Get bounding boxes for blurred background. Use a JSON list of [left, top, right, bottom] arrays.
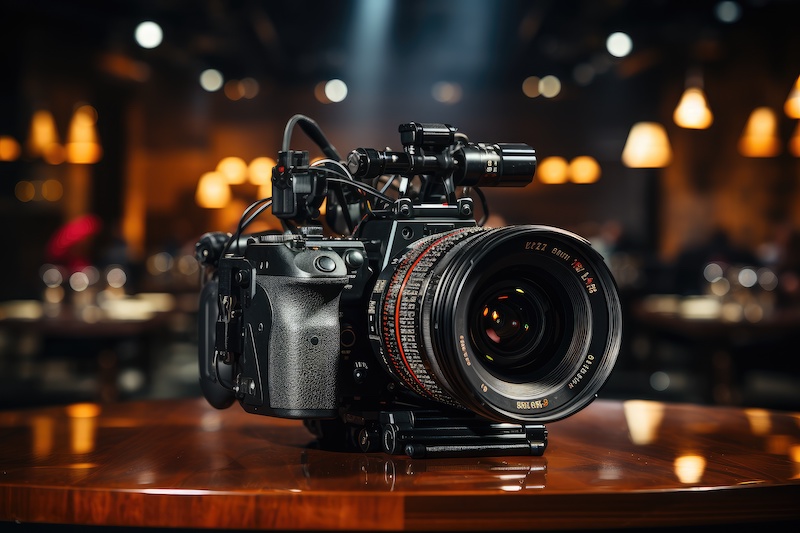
[[1, 0, 799, 411]]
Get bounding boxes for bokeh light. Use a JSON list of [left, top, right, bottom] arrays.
[[537, 157, 569, 184], [539, 75, 561, 98], [715, 1, 742, 23], [432, 81, 462, 104], [324, 79, 348, 103], [606, 32, 633, 58], [134, 21, 163, 49], [199, 69, 224, 92], [0, 136, 21, 161], [216, 156, 247, 184], [522, 76, 540, 98]]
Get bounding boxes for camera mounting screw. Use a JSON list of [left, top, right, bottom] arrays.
[[395, 198, 413, 218], [457, 198, 474, 218]]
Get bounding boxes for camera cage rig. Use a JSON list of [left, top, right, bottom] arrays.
[[197, 114, 548, 458]]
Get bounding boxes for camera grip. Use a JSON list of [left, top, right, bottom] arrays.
[[258, 275, 347, 417]]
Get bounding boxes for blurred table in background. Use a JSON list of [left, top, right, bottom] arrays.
[[631, 295, 800, 407], [0, 397, 798, 530], [0, 294, 184, 406]]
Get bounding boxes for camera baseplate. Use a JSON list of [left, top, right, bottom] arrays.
[[336, 410, 547, 459]]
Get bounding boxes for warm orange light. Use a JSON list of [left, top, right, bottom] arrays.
[[258, 181, 273, 200], [15, 181, 36, 202], [66, 142, 102, 164], [674, 454, 706, 484], [568, 156, 601, 183], [66, 402, 101, 418], [217, 156, 248, 184], [224, 80, 245, 101], [785, 75, 800, 119], [622, 122, 672, 168], [66, 105, 102, 164], [43, 143, 66, 165], [745, 408, 772, 435], [0, 135, 21, 161], [537, 156, 569, 184], [31, 416, 54, 458], [27, 110, 61, 159], [196, 171, 231, 208], [789, 121, 800, 157], [41, 179, 64, 202], [673, 87, 713, 129], [248, 156, 276, 185], [623, 400, 665, 445], [738, 107, 781, 157], [67, 403, 100, 454]]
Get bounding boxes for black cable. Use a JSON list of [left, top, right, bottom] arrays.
[[473, 187, 489, 226], [239, 200, 273, 234], [282, 114, 341, 160], [326, 176, 394, 205], [213, 350, 236, 392], [223, 197, 273, 255]]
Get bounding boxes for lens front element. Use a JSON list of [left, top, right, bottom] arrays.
[[472, 279, 557, 375]]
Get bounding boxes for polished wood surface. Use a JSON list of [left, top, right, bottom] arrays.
[[1, 397, 798, 530]]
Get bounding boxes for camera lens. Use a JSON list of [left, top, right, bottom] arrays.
[[367, 225, 622, 423], [470, 277, 561, 377]]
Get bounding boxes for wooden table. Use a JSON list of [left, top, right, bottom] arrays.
[[1, 397, 798, 530]]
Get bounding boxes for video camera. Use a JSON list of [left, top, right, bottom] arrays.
[[196, 115, 622, 458]]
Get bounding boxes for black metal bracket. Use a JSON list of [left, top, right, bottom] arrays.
[[354, 410, 548, 459]]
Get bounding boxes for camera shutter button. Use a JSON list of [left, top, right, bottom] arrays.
[[314, 255, 337, 272]]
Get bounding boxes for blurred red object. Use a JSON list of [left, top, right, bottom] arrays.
[[46, 214, 102, 272]]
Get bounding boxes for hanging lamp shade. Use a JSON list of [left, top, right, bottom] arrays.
[[621, 122, 672, 168], [27, 109, 64, 163], [196, 171, 231, 208], [673, 87, 713, 129], [66, 105, 102, 164], [738, 107, 781, 157]]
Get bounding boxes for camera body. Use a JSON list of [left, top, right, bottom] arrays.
[[199, 209, 480, 413], [197, 118, 622, 457]]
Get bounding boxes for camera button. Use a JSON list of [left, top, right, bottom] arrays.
[[344, 249, 365, 269], [314, 255, 337, 272]]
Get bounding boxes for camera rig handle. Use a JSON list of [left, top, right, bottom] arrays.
[[269, 120, 537, 230]]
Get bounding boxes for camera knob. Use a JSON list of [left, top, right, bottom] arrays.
[[343, 249, 365, 270]]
